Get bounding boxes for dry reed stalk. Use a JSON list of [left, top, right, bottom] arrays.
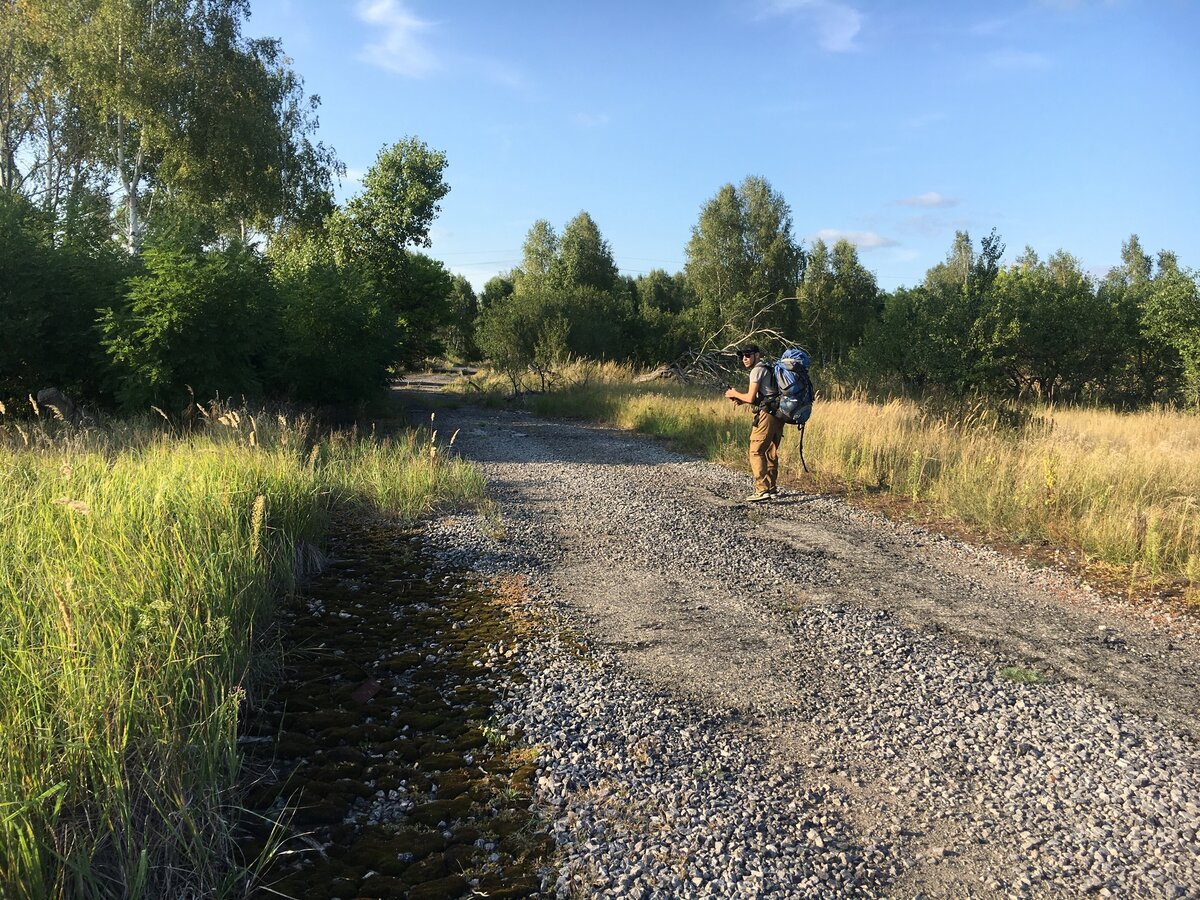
[[250, 495, 266, 560]]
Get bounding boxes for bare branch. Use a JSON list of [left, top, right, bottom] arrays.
[[671, 295, 808, 386]]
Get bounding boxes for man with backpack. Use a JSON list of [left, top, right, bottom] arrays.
[[724, 344, 783, 503]]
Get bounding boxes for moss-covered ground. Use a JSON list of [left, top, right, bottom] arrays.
[[239, 516, 550, 899]]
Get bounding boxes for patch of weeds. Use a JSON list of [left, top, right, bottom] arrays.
[[509, 745, 541, 766], [1001, 666, 1047, 685], [479, 498, 506, 541], [480, 722, 511, 748], [1183, 584, 1200, 610], [497, 783, 528, 804]]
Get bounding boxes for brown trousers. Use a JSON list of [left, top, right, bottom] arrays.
[[749, 409, 784, 493]]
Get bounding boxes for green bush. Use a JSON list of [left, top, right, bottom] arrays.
[[0, 195, 127, 405], [270, 232, 398, 403], [100, 243, 278, 409]]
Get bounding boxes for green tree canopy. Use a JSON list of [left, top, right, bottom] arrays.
[[684, 175, 804, 340], [512, 219, 557, 295], [0, 192, 127, 402], [994, 248, 1109, 400], [552, 211, 618, 292], [918, 228, 1009, 394], [342, 137, 448, 256], [1141, 251, 1200, 405], [443, 274, 479, 360], [1098, 234, 1177, 403], [268, 228, 396, 403], [100, 241, 277, 407], [3, 0, 337, 250], [330, 138, 453, 367], [796, 239, 879, 365], [635, 269, 689, 315], [480, 273, 514, 311]]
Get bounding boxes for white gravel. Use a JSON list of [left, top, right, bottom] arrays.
[[419, 405, 1200, 899]]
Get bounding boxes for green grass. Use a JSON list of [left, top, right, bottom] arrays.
[[1000, 666, 1048, 685], [0, 406, 484, 899]]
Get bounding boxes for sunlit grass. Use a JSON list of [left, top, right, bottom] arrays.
[[808, 396, 1200, 588], [478, 365, 1200, 593], [0, 405, 483, 899]]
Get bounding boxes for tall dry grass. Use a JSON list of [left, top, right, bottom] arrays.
[[807, 397, 1200, 584], [0, 403, 483, 898]]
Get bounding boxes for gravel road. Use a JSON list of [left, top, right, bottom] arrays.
[[413, 397, 1200, 899]]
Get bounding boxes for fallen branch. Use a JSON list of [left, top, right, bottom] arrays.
[[673, 295, 807, 386]]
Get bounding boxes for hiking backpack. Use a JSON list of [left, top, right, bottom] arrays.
[[767, 348, 814, 472], [771, 348, 814, 427]]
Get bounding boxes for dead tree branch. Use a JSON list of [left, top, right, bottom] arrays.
[[672, 295, 807, 386]]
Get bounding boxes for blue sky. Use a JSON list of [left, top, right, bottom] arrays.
[[247, 0, 1199, 293]]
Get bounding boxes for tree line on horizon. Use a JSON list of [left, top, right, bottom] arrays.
[[2, 2, 1197, 414], [471, 182, 1200, 408]]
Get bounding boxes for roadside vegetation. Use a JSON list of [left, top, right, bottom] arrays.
[[451, 364, 1200, 603], [0, 405, 483, 899]]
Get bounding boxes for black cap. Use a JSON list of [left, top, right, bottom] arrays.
[[739, 344, 761, 356]]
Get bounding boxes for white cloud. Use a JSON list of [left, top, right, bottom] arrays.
[[759, 0, 864, 52], [899, 212, 974, 237], [813, 229, 897, 250], [427, 225, 454, 245], [355, 2, 529, 90], [357, 0, 438, 77], [899, 192, 958, 208]]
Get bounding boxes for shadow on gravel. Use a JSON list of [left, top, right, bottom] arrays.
[[393, 388, 688, 469]]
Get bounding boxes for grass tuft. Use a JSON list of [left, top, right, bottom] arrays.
[[1000, 666, 1048, 685]]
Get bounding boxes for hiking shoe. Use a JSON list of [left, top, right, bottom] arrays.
[[765, 487, 780, 496], [744, 491, 772, 503]]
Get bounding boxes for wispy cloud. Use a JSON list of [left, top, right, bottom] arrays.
[[357, 0, 438, 77], [355, 2, 529, 89], [334, 166, 367, 202], [813, 229, 897, 250], [759, 0, 864, 52], [899, 192, 958, 208], [899, 212, 974, 237]]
